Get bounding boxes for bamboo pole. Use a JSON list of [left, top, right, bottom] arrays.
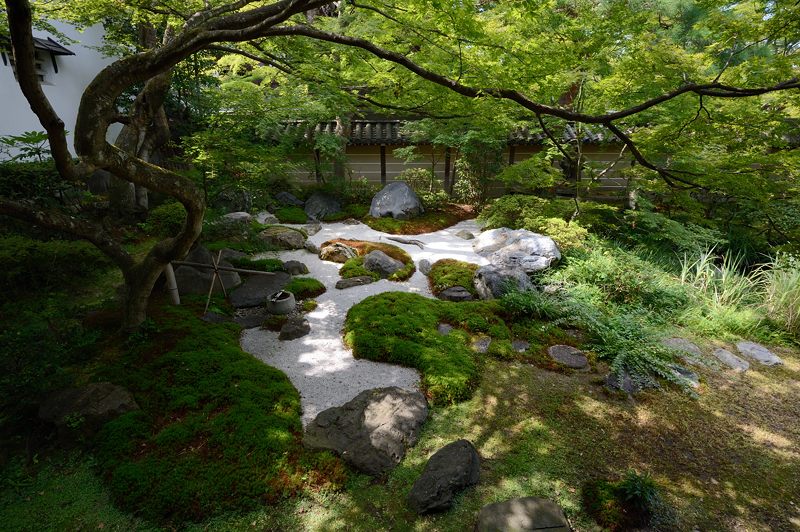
[[163, 263, 180, 305], [171, 261, 278, 276]]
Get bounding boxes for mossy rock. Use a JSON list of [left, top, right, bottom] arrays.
[[429, 259, 480, 296]]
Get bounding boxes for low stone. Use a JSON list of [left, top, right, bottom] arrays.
[[662, 337, 702, 357], [229, 272, 291, 308], [233, 307, 269, 329], [736, 341, 782, 366], [39, 382, 139, 436], [474, 265, 533, 300], [605, 371, 638, 395], [221, 211, 252, 225], [279, 317, 311, 341], [305, 241, 320, 254], [275, 191, 304, 207], [512, 339, 530, 353], [304, 387, 428, 476], [455, 229, 475, 240], [336, 276, 375, 290], [304, 222, 322, 236], [259, 212, 280, 225], [407, 439, 480, 514], [283, 260, 309, 275], [472, 337, 492, 354], [342, 218, 362, 225], [418, 259, 432, 276], [320, 242, 358, 263], [438, 286, 474, 302], [474, 228, 561, 273], [548, 345, 588, 369], [713, 348, 749, 372], [437, 323, 453, 336], [218, 248, 247, 262], [363, 250, 405, 278], [304, 192, 341, 221], [475, 497, 570, 532], [369, 181, 424, 220], [174, 246, 241, 295], [670, 364, 700, 388], [201, 312, 229, 324], [258, 226, 306, 250]]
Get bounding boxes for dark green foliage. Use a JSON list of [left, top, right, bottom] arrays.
[[301, 299, 318, 312], [0, 160, 65, 203], [93, 305, 333, 525], [285, 277, 326, 299], [142, 202, 187, 236], [428, 259, 479, 295], [501, 289, 561, 320], [583, 471, 671, 530], [228, 257, 285, 272], [340, 257, 379, 281], [0, 235, 111, 293], [479, 195, 575, 229], [323, 203, 370, 221], [274, 206, 308, 224], [263, 314, 289, 331], [363, 209, 467, 235]]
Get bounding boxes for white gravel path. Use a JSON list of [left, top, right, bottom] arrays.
[[239, 218, 489, 425]]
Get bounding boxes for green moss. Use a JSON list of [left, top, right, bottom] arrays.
[[285, 277, 326, 299], [228, 257, 285, 272], [363, 208, 469, 235], [340, 257, 380, 281], [142, 202, 187, 236], [263, 314, 289, 331], [429, 259, 479, 295], [330, 240, 416, 282], [93, 304, 343, 525], [301, 299, 318, 312], [323, 203, 370, 221], [274, 206, 308, 224]]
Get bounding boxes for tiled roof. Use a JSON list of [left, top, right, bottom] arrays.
[[281, 120, 612, 146], [0, 36, 75, 56]]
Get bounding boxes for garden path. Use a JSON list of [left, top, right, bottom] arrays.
[[240, 218, 489, 425]]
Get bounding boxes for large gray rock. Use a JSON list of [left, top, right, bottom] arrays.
[[336, 276, 375, 290], [320, 242, 358, 263], [363, 250, 405, 278], [548, 345, 588, 369], [279, 317, 311, 341], [474, 228, 561, 273], [39, 382, 139, 436], [282, 260, 309, 275], [258, 212, 280, 225], [258, 226, 306, 250], [369, 182, 424, 220], [473, 265, 533, 300], [174, 246, 241, 295], [304, 192, 341, 221], [438, 286, 474, 302], [407, 439, 480, 514], [713, 348, 749, 372], [304, 387, 428, 476], [475, 497, 570, 532], [275, 191, 304, 207], [305, 240, 320, 254], [304, 222, 322, 236], [229, 272, 291, 308], [736, 341, 782, 366]]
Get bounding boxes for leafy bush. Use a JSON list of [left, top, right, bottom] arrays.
[[583, 470, 673, 530], [274, 206, 307, 224], [428, 259, 479, 295], [757, 254, 800, 336], [622, 209, 725, 258], [501, 289, 562, 320], [285, 277, 326, 299], [94, 305, 343, 525], [479, 195, 575, 230], [0, 160, 65, 203], [395, 168, 438, 194], [142, 202, 187, 236]]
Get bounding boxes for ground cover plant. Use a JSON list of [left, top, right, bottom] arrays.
[[274, 206, 308, 224], [285, 277, 326, 299], [228, 256, 285, 273], [428, 259, 479, 296], [363, 205, 474, 235], [326, 239, 416, 282]]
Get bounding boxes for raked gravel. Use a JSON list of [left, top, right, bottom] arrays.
[[240, 217, 489, 425]]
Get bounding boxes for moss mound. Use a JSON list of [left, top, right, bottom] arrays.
[[274, 206, 308, 224], [428, 259, 479, 296], [325, 239, 416, 282], [285, 277, 326, 299], [363, 205, 473, 235]]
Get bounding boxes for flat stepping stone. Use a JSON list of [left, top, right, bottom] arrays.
[[233, 307, 269, 329], [736, 341, 782, 366], [279, 317, 311, 341], [335, 276, 375, 290], [475, 497, 570, 532], [670, 364, 700, 388], [437, 323, 453, 336], [713, 348, 749, 372], [437, 286, 474, 302], [229, 272, 291, 308], [472, 337, 492, 354], [547, 345, 588, 369], [512, 339, 530, 353]]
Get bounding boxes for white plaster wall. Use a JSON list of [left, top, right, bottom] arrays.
[[0, 21, 122, 159]]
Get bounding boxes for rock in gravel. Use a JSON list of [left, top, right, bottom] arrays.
[[475, 497, 570, 532], [455, 229, 475, 240], [474, 265, 532, 300], [474, 228, 561, 273], [437, 323, 453, 336], [548, 345, 588, 369], [418, 259, 432, 276], [336, 276, 375, 290], [229, 272, 291, 308], [472, 337, 492, 354], [713, 348, 749, 372], [369, 181, 424, 220], [305, 240, 320, 254], [363, 250, 405, 278], [512, 339, 530, 353], [438, 286, 474, 302], [304, 192, 341, 221], [304, 222, 322, 236], [39, 382, 139, 436], [221, 211, 252, 225], [407, 439, 480, 514], [320, 242, 358, 263], [258, 226, 306, 250], [736, 341, 783, 366], [282, 260, 309, 275], [275, 191, 304, 207], [233, 307, 269, 329], [304, 387, 428, 476], [279, 317, 311, 341]]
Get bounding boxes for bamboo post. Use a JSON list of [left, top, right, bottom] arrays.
[[163, 263, 180, 305]]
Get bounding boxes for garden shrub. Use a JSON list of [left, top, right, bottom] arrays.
[[428, 259, 479, 295], [323, 203, 370, 222], [274, 206, 307, 224], [0, 160, 65, 202], [94, 305, 343, 525], [142, 202, 187, 236], [285, 277, 326, 299], [583, 470, 674, 530]]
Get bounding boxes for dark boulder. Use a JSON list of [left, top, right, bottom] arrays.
[[363, 250, 404, 278], [438, 286, 474, 302], [39, 382, 139, 437], [335, 276, 376, 290], [369, 182, 424, 220], [275, 191, 304, 207], [473, 265, 532, 300], [407, 439, 480, 514], [304, 192, 341, 221], [279, 317, 311, 340]]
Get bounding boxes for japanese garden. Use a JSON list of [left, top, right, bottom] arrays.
[[0, 0, 799, 530]]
